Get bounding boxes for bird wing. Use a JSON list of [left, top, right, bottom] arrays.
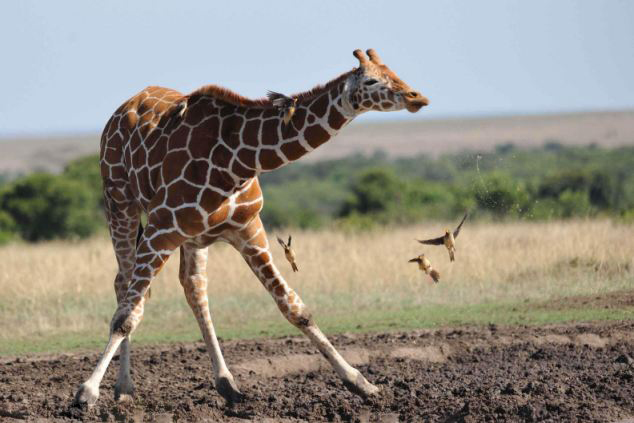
[[267, 90, 291, 107], [453, 212, 469, 238], [417, 236, 445, 246], [287, 235, 292, 247], [276, 236, 286, 248]]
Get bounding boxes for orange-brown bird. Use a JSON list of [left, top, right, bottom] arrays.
[[417, 213, 468, 262], [267, 91, 297, 125], [409, 254, 440, 283], [277, 235, 298, 272]]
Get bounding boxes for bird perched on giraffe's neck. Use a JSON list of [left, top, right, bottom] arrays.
[[417, 212, 469, 262], [277, 235, 299, 272], [267, 91, 297, 126], [409, 254, 440, 283]]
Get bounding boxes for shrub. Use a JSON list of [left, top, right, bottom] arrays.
[[0, 173, 101, 241]]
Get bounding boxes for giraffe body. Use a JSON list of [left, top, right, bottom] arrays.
[[75, 49, 428, 406]]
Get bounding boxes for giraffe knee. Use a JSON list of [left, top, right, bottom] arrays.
[[284, 304, 313, 328], [110, 307, 142, 336]]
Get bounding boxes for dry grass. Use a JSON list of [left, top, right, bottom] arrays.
[[0, 220, 632, 347]]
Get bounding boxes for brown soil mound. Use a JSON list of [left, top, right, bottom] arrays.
[[1, 320, 633, 422]]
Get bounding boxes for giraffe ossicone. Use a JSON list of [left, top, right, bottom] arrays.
[[73, 48, 428, 407]]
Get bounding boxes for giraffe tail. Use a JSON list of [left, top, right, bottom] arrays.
[[136, 222, 152, 300]]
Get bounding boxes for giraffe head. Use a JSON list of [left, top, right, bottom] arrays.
[[345, 49, 429, 115]]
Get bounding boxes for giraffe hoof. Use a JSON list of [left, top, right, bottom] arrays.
[[342, 373, 380, 398], [114, 381, 135, 402], [216, 376, 244, 403], [73, 383, 99, 407]]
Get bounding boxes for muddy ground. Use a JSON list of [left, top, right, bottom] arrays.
[[1, 320, 633, 422]]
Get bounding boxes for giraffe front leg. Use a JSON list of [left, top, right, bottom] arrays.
[[178, 243, 243, 403], [74, 225, 183, 407], [230, 217, 379, 397]]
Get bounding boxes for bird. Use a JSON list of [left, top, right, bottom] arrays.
[[277, 235, 298, 272], [408, 254, 440, 283], [267, 91, 297, 125], [417, 212, 469, 262]]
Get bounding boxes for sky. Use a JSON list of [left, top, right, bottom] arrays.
[[1, 1, 633, 136]]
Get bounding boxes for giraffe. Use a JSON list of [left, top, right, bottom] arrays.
[[74, 49, 429, 406]]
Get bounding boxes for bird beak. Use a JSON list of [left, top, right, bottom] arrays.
[[408, 258, 418, 263]]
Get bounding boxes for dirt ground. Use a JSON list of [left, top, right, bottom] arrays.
[[1, 320, 633, 422]]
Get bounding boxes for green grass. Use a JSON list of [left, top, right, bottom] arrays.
[[3, 298, 632, 356]]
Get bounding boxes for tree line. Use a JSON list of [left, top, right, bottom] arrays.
[[1, 142, 633, 243]]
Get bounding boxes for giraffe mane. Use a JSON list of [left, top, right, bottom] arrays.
[[185, 69, 356, 109]]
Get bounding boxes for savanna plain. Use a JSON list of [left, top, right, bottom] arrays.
[[1, 219, 633, 421]]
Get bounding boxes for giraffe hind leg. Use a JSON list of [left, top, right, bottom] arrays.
[[178, 243, 243, 403]]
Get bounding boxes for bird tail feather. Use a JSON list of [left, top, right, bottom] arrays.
[[430, 269, 440, 283]]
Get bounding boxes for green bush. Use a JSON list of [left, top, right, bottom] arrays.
[[0, 173, 101, 241]]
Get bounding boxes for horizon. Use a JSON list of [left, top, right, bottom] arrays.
[[1, 107, 633, 141], [1, 1, 634, 137]]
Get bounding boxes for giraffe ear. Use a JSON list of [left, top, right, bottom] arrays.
[[366, 49, 383, 66], [353, 49, 369, 67]]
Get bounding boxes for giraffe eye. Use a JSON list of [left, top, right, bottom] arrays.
[[364, 79, 378, 86]]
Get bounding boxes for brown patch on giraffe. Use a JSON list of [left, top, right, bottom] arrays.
[[175, 207, 205, 236], [290, 107, 306, 131], [200, 188, 224, 213], [371, 92, 380, 102], [362, 100, 372, 108], [183, 160, 210, 185], [132, 147, 147, 170], [190, 118, 220, 158], [219, 104, 237, 118], [327, 107, 347, 130], [103, 143, 120, 164], [211, 144, 233, 169], [274, 285, 285, 297], [231, 201, 262, 224], [209, 168, 234, 191], [167, 125, 190, 150], [161, 150, 190, 183], [220, 115, 244, 149], [166, 180, 200, 208], [231, 159, 255, 179], [309, 94, 329, 118], [261, 119, 279, 146], [381, 101, 393, 109], [261, 108, 278, 119], [148, 136, 168, 167], [245, 109, 261, 119], [208, 203, 230, 227], [106, 116, 119, 138], [304, 124, 330, 149], [150, 166, 163, 190], [280, 141, 307, 161], [386, 91, 395, 102], [183, 101, 205, 126], [148, 188, 166, 211], [307, 114, 315, 124], [258, 148, 284, 170], [242, 119, 261, 147], [110, 165, 126, 180], [145, 128, 162, 150], [148, 207, 174, 228], [237, 148, 257, 169]]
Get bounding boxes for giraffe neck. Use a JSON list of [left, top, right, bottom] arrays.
[[247, 76, 356, 173], [181, 74, 357, 188]]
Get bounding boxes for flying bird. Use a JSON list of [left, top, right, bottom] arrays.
[[408, 254, 440, 283], [417, 212, 469, 262], [277, 235, 299, 272], [267, 91, 297, 125]]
